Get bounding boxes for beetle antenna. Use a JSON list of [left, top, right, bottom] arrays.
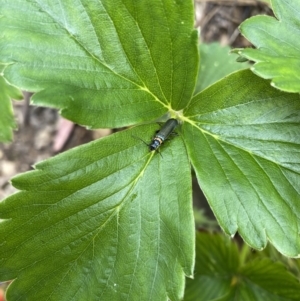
[[131, 134, 149, 146]]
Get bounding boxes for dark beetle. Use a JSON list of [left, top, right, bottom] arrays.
[[149, 118, 179, 151]]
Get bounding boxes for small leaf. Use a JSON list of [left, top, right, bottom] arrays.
[[0, 124, 194, 301], [184, 232, 300, 301], [238, 0, 300, 93], [0, 65, 23, 142], [235, 56, 249, 63], [240, 258, 300, 300], [0, 0, 198, 128], [195, 43, 248, 94], [184, 232, 239, 301], [183, 69, 300, 257]]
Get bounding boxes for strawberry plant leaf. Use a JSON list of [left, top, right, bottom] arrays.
[[238, 0, 300, 93], [184, 232, 300, 301], [183, 69, 300, 257], [195, 43, 248, 94], [184, 232, 239, 301], [0, 64, 23, 142], [0, 124, 194, 301], [239, 258, 300, 301], [0, 0, 198, 128]]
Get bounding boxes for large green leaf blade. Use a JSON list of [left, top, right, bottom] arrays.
[[238, 0, 300, 93], [0, 125, 194, 301], [0, 65, 23, 142], [183, 69, 300, 257], [0, 0, 198, 128]]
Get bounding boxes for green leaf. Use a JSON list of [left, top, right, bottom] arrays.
[[238, 0, 300, 93], [240, 258, 300, 301], [0, 0, 198, 128], [183, 69, 300, 257], [253, 243, 300, 279], [0, 64, 23, 142], [184, 232, 239, 301], [184, 232, 300, 301], [195, 43, 248, 94], [0, 124, 194, 301]]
